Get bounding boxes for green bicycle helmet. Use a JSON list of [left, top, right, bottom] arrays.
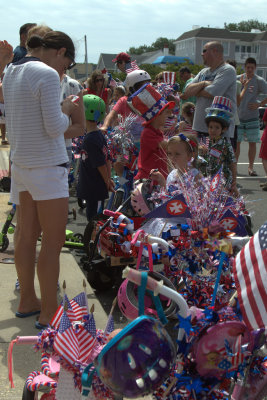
[[83, 94, 106, 122]]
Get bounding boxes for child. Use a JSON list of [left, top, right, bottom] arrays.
[[150, 133, 200, 191], [202, 96, 237, 195], [128, 83, 175, 180], [178, 102, 197, 135], [259, 107, 267, 191], [77, 95, 114, 220]]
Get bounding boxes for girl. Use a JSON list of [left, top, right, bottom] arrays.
[[150, 133, 200, 191], [85, 70, 111, 112], [178, 102, 197, 135]]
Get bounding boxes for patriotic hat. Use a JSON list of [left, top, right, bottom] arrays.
[[127, 83, 175, 125], [205, 96, 233, 127]]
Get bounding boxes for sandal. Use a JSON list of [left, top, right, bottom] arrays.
[[1, 140, 9, 145], [248, 169, 257, 176]]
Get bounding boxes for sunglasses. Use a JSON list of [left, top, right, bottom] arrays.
[[95, 78, 104, 82], [65, 50, 76, 70]]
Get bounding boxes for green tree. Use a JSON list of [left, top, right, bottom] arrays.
[[128, 37, 175, 55], [224, 19, 267, 32]]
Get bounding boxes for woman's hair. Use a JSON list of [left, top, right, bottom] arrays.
[[26, 25, 53, 50], [181, 102, 195, 120], [168, 133, 199, 167], [27, 30, 75, 61], [87, 70, 106, 91]]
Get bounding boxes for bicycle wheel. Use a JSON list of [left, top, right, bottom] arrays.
[[22, 382, 35, 399], [86, 259, 115, 291], [0, 235, 9, 252]]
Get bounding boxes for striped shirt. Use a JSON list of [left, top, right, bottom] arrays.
[[3, 59, 69, 168]]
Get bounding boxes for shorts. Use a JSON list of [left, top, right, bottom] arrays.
[[237, 118, 260, 143], [10, 164, 69, 205]]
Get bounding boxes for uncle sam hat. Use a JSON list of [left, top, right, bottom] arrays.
[[127, 83, 175, 126]]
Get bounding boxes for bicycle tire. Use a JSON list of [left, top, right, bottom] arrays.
[[77, 198, 86, 209], [86, 261, 115, 291], [0, 235, 9, 252], [83, 219, 97, 257], [111, 188, 125, 211], [22, 382, 35, 400]]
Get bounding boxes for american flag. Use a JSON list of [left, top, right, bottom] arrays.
[[233, 221, 267, 331], [53, 311, 79, 365], [50, 294, 76, 329], [126, 60, 139, 74], [71, 293, 88, 320], [102, 315, 115, 344], [76, 316, 97, 363], [163, 71, 176, 85]]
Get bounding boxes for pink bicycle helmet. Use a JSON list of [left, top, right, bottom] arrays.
[[118, 271, 177, 320], [131, 180, 154, 216]]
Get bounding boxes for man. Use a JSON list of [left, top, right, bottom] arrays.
[[179, 66, 196, 107], [13, 23, 37, 63], [112, 52, 132, 73], [184, 41, 237, 139], [236, 57, 267, 176]]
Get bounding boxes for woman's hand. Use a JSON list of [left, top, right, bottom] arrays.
[[61, 95, 79, 117]]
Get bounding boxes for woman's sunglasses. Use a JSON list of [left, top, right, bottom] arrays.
[[95, 78, 104, 82]]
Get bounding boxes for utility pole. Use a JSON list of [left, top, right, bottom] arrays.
[[84, 35, 88, 80]]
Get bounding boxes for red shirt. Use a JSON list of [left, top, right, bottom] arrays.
[[135, 125, 168, 180], [112, 96, 132, 119], [87, 88, 109, 105]]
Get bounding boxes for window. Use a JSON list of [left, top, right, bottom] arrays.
[[222, 42, 229, 56], [247, 46, 251, 53], [241, 46, 246, 53], [235, 45, 240, 52]]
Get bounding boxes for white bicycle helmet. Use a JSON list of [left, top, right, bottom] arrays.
[[131, 180, 154, 216], [125, 70, 151, 92]]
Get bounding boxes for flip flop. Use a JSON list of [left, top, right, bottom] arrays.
[[35, 320, 48, 330], [248, 170, 257, 176], [15, 310, 40, 318]]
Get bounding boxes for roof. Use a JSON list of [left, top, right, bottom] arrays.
[[152, 55, 193, 65], [175, 27, 267, 43], [98, 53, 117, 70], [131, 50, 161, 64]]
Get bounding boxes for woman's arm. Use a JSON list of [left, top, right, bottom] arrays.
[[64, 91, 86, 139]]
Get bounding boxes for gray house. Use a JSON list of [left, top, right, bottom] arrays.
[[174, 27, 267, 80]]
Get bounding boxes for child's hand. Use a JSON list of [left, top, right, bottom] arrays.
[[107, 178, 115, 193], [149, 169, 165, 186], [230, 182, 239, 197]]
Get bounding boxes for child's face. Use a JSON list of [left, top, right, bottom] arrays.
[[154, 107, 172, 129], [167, 141, 192, 171], [208, 121, 225, 141]]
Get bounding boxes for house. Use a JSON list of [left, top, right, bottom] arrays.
[[68, 62, 96, 82], [174, 27, 267, 80], [96, 47, 188, 72]]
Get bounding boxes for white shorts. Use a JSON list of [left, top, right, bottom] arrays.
[[10, 164, 69, 205]]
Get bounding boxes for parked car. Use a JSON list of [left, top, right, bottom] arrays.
[[259, 105, 267, 130]]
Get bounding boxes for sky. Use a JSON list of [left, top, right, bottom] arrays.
[[1, 0, 267, 64]]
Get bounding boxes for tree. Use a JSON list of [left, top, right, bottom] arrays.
[[224, 19, 267, 32], [128, 37, 175, 55]]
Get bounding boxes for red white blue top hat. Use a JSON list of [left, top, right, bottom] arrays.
[[205, 96, 233, 127], [127, 83, 175, 125]]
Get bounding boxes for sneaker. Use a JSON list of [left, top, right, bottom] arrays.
[[15, 278, 20, 291]]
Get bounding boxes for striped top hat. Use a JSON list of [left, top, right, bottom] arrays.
[[127, 83, 175, 125], [205, 96, 233, 127]]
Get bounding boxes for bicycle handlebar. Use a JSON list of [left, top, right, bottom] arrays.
[[123, 267, 189, 343]]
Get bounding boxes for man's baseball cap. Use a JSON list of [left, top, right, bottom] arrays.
[[112, 52, 131, 63]]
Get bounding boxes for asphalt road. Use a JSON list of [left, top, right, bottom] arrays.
[[66, 140, 267, 329]]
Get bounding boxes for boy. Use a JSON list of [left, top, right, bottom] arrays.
[[202, 96, 238, 196], [77, 95, 114, 220], [128, 83, 175, 180]]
